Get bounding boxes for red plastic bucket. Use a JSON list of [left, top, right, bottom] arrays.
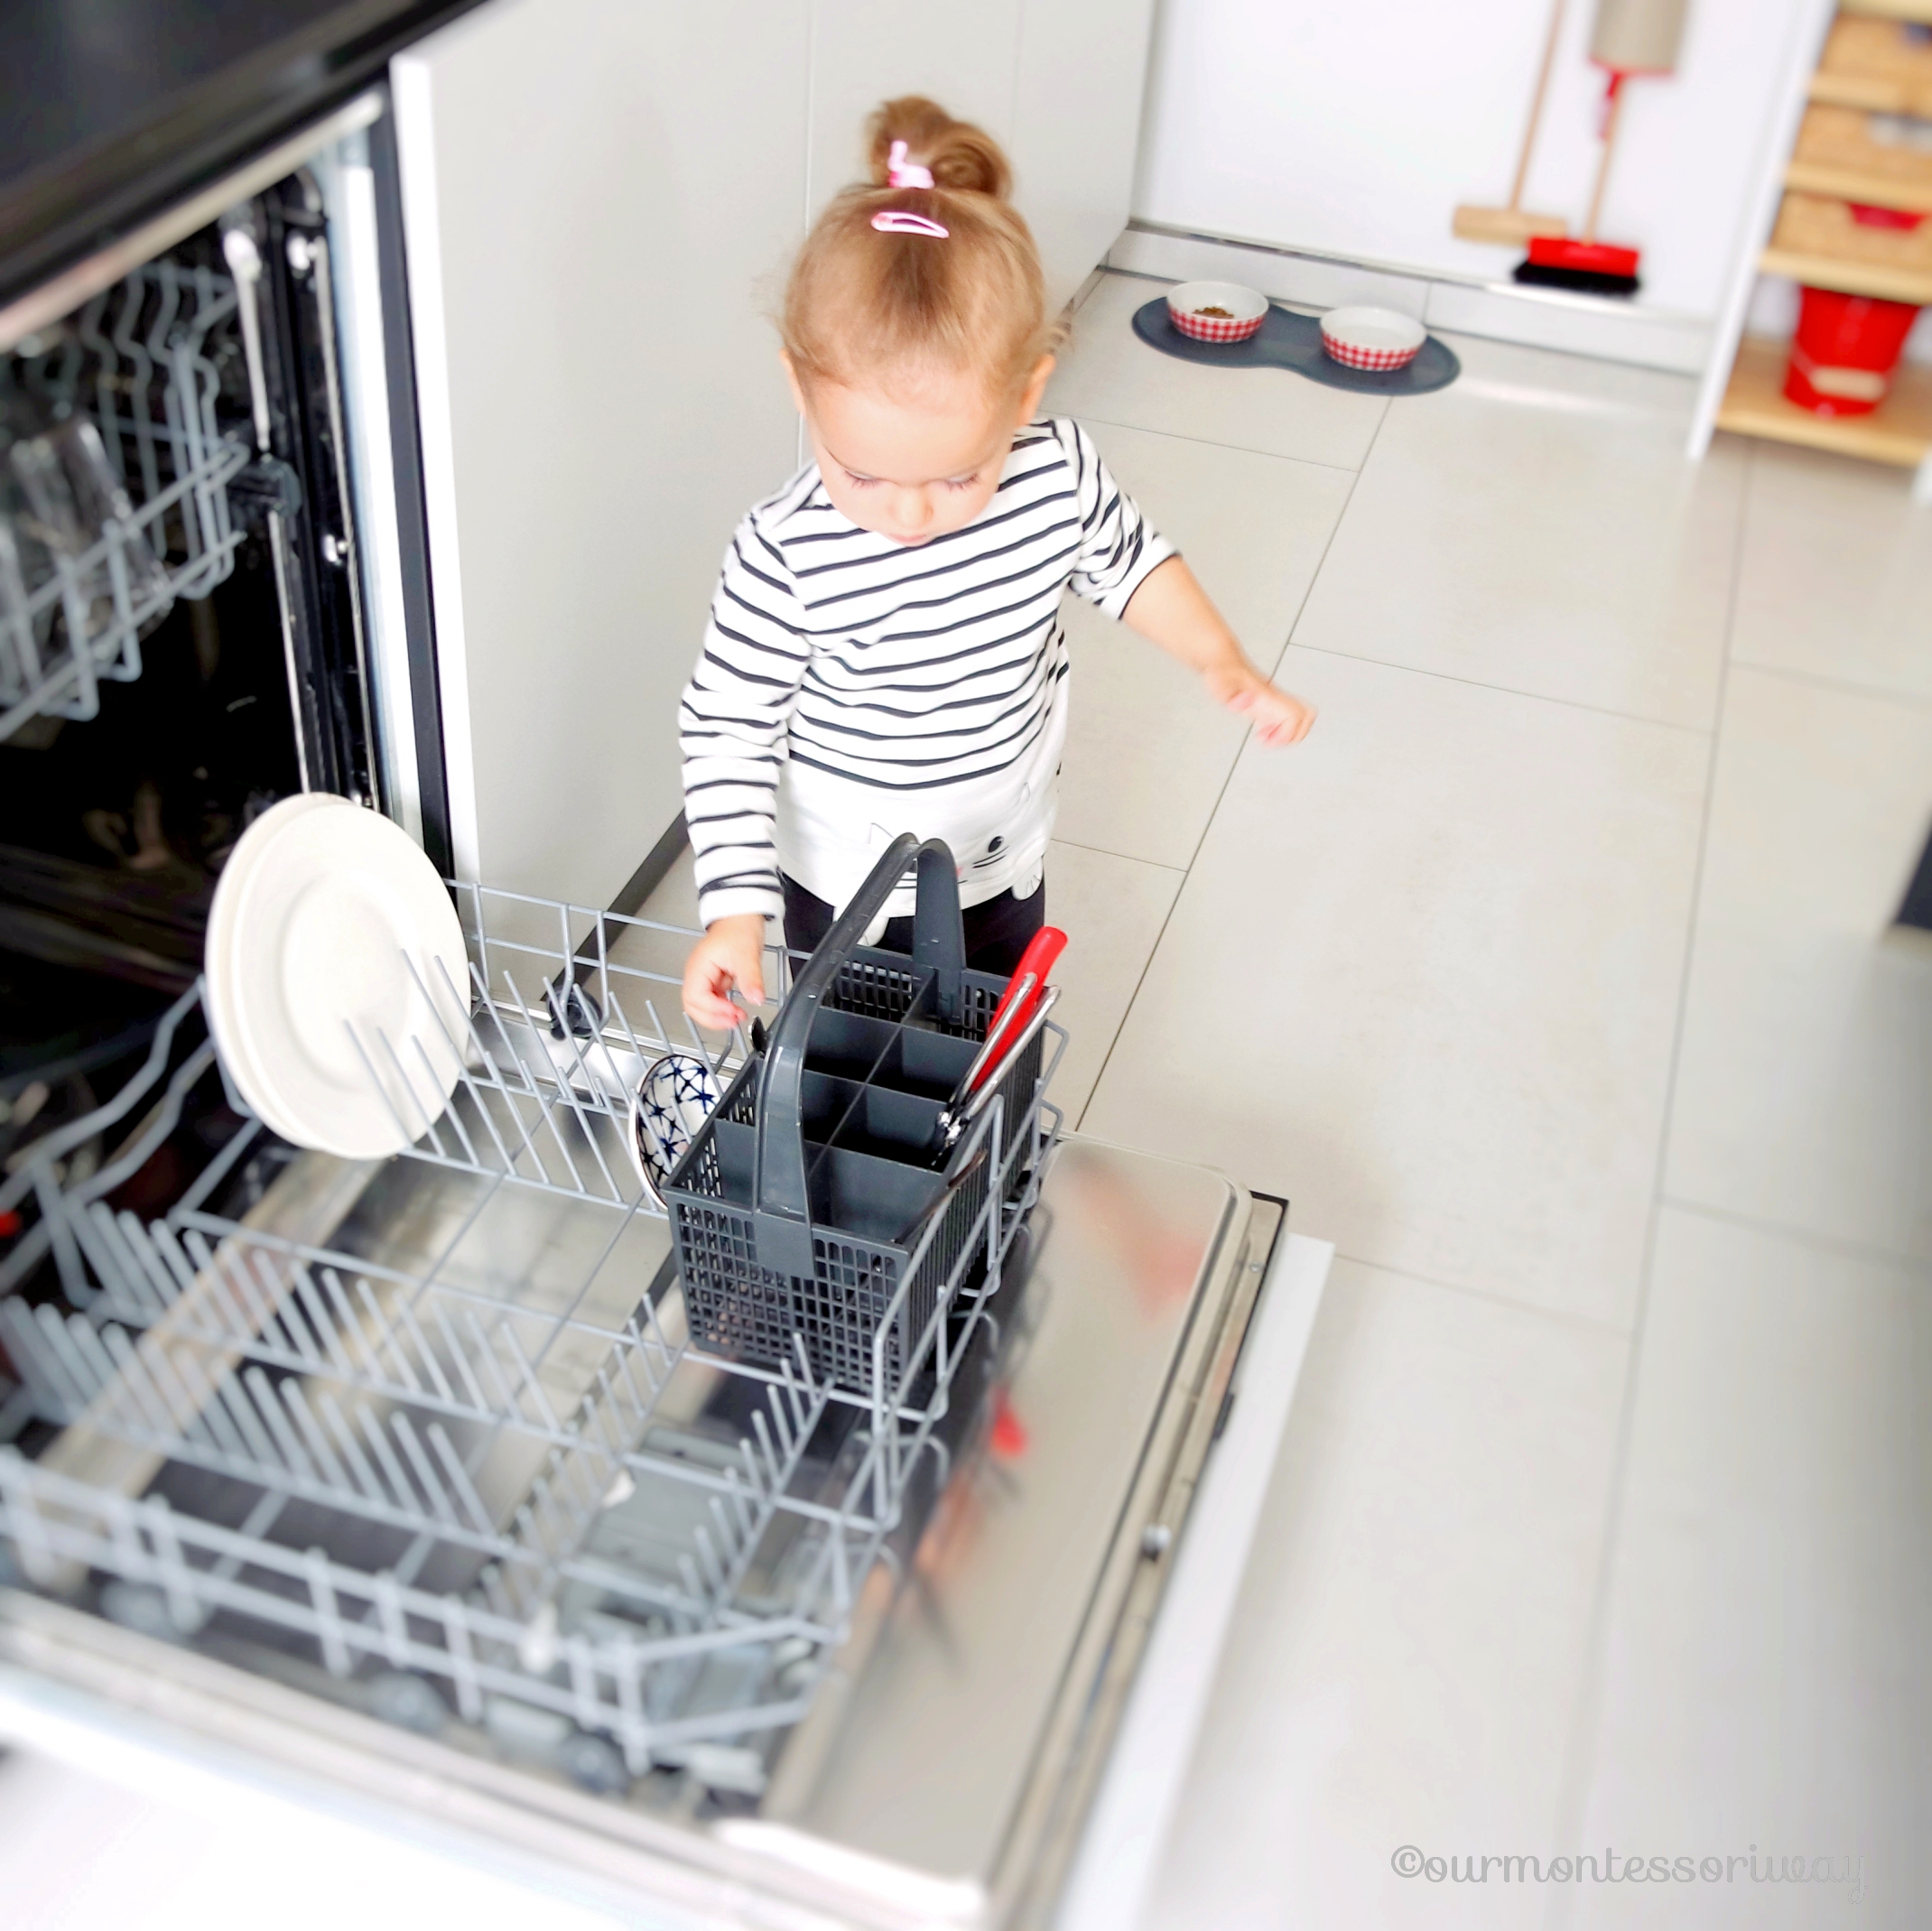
[[1784, 283, 1920, 416]]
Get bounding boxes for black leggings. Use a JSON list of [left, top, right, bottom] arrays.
[[781, 872, 1045, 978]]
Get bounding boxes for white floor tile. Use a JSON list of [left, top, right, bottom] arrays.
[[1565, 1207, 1931, 1931], [1290, 332, 1742, 730], [1038, 840, 1183, 1124], [1045, 273, 1388, 472], [1143, 1258, 1628, 1931], [1056, 423, 1352, 868], [1731, 441, 1932, 705], [1665, 667, 1932, 1263], [1084, 651, 1707, 1329]]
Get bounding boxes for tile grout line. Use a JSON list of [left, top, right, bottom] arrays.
[[1723, 654, 1932, 716], [1070, 398, 1391, 1134], [1203, 395, 1392, 854], [1282, 639, 1720, 738], [1658, 1193, 1932, 1277], [1049, 837, 1187, 875], [1328, 1251, 1636, 1340], [1541, 438, 1757, 1931], [1067, 409, 1366, 476]]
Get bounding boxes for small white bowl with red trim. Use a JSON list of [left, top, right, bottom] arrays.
[[1319, 306, 1426, 372], [1166, 281, 1268, 344]]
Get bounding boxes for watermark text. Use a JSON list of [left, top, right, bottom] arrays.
[[1389, 1844, 1864, 1900]]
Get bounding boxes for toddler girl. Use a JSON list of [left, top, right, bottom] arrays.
[[680, 97, 1314, 1027]]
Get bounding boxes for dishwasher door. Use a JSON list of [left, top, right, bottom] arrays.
[[0, 1137, 1282, 1930]]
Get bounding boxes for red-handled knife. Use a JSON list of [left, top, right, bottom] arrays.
[[929, 927, 1068, 1158], [971, 926, 1066, 1092]]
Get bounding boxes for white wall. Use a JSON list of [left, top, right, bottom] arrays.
[[806, 0, 1157, 315], [1135, 0, 1820, 321]]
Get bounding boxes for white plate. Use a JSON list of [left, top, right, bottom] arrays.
[[204, 793, 348, 1142], [206, 795, 469, 1158]]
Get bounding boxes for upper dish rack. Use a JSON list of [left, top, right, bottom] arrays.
[[3, 878, 794, 1302], [0, 876, 1064, 1796], [0, 258, 251, 744]]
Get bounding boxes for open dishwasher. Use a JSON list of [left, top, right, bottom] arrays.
[[0, 83, 1326, 1931], [0, 864, 1290, 1925]]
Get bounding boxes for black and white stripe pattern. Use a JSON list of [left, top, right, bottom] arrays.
[[681, 418, 1172, 924]]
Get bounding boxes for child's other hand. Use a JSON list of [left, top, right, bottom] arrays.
[[1208, 664, 1317, 747], [683, 914, 767, 1032]]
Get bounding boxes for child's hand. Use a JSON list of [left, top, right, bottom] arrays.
[[682, 914, 767, 1032], [1207, 664, 1317, 747]]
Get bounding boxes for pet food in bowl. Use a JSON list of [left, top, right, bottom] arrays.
[[1166, 281, 1268, 344], [1319, 306, 1426, 372]]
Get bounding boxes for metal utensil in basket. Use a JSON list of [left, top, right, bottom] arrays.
[[665, 834, 1057, 1392]]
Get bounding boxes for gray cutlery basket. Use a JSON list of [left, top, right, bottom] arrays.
[[666, 836, 1047, 1393]]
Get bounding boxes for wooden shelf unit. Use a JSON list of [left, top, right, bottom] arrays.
[[1785, 157, 1932, 212], [1838, 0, 1932, 22], [1695, 1, 1932, 498], [1717, 336, 1932, 463], [1759, 243, 1932, 302], [1809, 67, 1932, 113]]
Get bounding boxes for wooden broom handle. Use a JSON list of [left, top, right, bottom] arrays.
[[1583, 77, 1629, 244], [1509, 0, 1569, 212]]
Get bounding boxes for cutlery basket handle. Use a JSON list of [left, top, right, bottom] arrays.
[[750, 834, 962, 1273]]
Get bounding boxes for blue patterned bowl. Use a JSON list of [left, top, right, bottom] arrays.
[[627, 1051, 721, 1207]]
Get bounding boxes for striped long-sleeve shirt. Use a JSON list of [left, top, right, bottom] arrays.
[[679, 417, 1174, 927]]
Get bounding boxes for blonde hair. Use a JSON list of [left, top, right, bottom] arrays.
[[783, 97, 1056, 402]]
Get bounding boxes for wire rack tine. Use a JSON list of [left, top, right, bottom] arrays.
[[539, 978, 633, 1153], [487, 969, 592, 1193]]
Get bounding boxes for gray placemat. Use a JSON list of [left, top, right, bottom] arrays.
[[1130, 297, 1460, 396]]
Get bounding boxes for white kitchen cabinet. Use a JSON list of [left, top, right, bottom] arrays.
[[1015, 0, 1160, 315], [809, 0, 1157, 315], [394, 0, 809, 908], [805, 0, 1025, 218], [396, 0, 1152, 910]]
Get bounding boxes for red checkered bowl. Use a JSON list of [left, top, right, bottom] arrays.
[[1319, 306, 1426, 372], [1166, 281, 1268, 344]]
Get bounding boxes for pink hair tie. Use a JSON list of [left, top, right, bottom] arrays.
[[872, 210, 949, 237], [885, 139, 933, 189], [873, 141, 947, 237]]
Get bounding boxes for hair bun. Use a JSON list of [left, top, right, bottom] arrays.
[[866, 96, 1011, 200]]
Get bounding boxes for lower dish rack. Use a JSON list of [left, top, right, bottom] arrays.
[[0, 871, 1064, 1797]]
